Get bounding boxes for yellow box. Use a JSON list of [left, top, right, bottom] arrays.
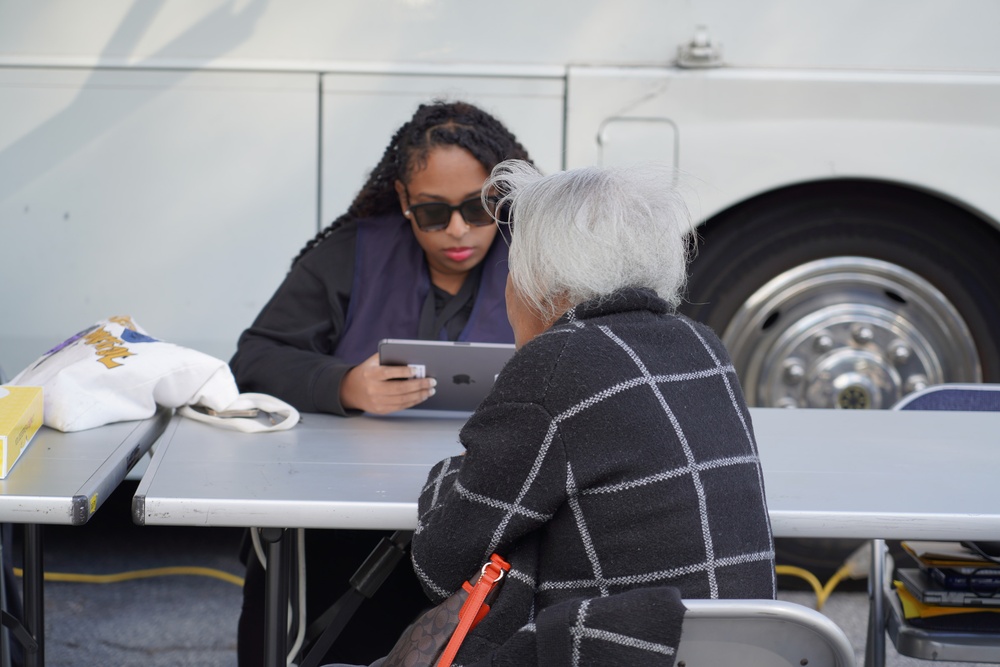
[[0, 386, 43, 478]]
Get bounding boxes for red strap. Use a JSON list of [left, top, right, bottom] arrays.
[[436, 554, 510, 667]]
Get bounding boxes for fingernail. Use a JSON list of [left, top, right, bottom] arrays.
[[428, 388, 436, 397], [428, 378, 438, 388]]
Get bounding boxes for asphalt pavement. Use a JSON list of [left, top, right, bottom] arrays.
[[12, 480, 244, 667]]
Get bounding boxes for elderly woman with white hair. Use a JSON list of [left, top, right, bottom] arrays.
[[326, 161, 775, 667]]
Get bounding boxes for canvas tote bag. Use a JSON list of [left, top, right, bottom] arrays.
[[6, 316, 298, 433]]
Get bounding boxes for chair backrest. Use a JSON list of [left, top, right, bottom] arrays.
[[892, 383, 1000, 412], [676, 599, 857, 667]]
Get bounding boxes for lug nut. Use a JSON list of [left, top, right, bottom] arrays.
[[783, 360, 805, 385], [890, 341, 911, 365], [813, 333, 834, 353], [852, 325, 874, 344], [905, 374, 929, 394]]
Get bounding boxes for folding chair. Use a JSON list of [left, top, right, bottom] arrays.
[[891, 383, 1000, 412], [871, 383, 1000, 665], [677, 599, 856, 667]]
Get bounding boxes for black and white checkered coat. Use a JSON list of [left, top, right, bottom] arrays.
[[410, 288, 776, 667]]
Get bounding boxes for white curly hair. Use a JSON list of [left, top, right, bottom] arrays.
[[484, 160, 695, 321]]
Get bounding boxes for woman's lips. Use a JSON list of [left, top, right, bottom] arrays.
[[444, 247, 475, 262]]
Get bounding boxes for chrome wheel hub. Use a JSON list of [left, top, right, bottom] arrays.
[[722, 257, 981, 408]]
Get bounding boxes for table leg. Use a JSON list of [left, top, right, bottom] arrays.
[[23, 524, 43, 667], [864, 538, 886, 667], [1, 527, 8, 667], [261, 528, 289, 667]]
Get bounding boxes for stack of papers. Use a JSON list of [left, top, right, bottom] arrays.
[[903, 541, 1000, 569], [896, 541, 1000, 632], [0, 385, 43, 478]]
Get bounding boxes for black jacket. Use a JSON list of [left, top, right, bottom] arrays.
[[230, 217, 481, 416], [411, 288, 776, 666], [230, 220, 359, 415]]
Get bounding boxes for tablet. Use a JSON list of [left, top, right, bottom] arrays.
[[378, 339, 516, 412]]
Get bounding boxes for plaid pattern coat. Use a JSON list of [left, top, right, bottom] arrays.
[[410, 288, 776, 666]]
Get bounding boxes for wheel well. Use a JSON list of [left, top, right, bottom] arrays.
[[695, 178, 1000, 246]]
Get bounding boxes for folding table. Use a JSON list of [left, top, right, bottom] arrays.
[[0, 407, 170, 667], [133, 407, 1000, 667]]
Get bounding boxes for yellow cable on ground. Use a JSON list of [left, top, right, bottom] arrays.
[[817, 564, 852, 609], [775, 564, 824, 604], [777, 541, 872, 610], [13, 566, 244, 587]]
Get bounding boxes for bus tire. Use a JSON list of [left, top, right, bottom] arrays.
[[681, 180, 1000, 409]]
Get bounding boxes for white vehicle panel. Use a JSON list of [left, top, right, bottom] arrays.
[[567, 67, 1000, 223], [2, 1, 999, 72], [320, 73, 565, 222], [0, 68, 316, 375], [2, 0, 999, 408]]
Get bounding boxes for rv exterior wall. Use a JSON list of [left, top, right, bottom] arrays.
[[1, 0, 998, 408]]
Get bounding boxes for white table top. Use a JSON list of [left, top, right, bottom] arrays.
[[752, 408, 999, 540], [134, 408, 1000, 541], [0, 407, 170, 525], [133, 410, 467, 529]]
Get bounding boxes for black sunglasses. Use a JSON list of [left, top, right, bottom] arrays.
[[405, 193, 509, 232]]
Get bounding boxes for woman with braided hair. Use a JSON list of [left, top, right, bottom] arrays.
[[231, 100, 530, 416], [231, 101, 533, 665]]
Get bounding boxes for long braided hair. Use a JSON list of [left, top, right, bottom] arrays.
[[291, 100, 533, 267]]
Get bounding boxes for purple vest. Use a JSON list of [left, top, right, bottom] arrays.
[[333, 212, 513, 365]]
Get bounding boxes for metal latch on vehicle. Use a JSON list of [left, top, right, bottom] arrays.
[[677, 25, 724, 68]]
